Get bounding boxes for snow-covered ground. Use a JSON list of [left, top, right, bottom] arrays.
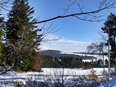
[[0, 68, 115, 87], [98, 76, 116, 87]]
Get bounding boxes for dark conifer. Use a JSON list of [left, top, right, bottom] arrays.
[[102, 13, 116, 63], [5, 0, 42, 71]]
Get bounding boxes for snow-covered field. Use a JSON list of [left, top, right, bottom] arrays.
[[0, 68, 115, 87]]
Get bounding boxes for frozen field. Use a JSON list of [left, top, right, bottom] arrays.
[[0, 68, 115, 87]]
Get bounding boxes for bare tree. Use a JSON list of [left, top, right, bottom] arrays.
[[87, 42, 108, 74]]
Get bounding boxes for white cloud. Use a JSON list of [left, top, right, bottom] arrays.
[[40, 34, 91, 53], [58, 39, 89, 44]]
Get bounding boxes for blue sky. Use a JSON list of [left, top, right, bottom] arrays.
[[28, 0, 116, 53]]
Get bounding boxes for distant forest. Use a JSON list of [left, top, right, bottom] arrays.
[[42, 50, 109, 68]]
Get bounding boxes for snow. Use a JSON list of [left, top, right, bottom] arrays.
[[41, 68, 114, 76], [98, 76, 116, 87], [0, 68, 115, 86]]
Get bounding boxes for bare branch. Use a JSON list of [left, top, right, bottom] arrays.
[[77, 2, 84, 13], [28, 0, 116, 24], [74, 15, 104, 22], [4, 0, 116, 25], [63, 0, 77, 15], [0, 0, 11, 11]]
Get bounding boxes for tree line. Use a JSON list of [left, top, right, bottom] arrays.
[[42, 55, 109, 68]]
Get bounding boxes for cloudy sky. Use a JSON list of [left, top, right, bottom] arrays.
[[29, 0, 116, 53], [39, 34, 91, 53]]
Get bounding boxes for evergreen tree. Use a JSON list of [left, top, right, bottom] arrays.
[[101, 13, 116, 73], [101, 13, 116, 63], [5, 0, 42, 71]]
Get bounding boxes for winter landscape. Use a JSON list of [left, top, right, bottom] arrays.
[[1, 0, 116, 87]]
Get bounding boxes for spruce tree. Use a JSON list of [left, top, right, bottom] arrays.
[[101, 13, 116, 73], [102, 13, 116, 63], [5, 0, 42, 71]]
